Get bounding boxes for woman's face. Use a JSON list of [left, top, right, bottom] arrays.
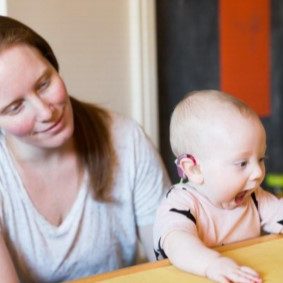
[[0, 44, 74, 149]]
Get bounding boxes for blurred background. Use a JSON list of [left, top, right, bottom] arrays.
[[156, 0, 283, 196], [1, 0, 283, 194]]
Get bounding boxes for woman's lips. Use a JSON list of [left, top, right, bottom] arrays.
[[35, 110, 65, 134], [43, 115, 63, 132]]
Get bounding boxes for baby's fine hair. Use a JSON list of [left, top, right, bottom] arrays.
[[170, 89, 258, 157]]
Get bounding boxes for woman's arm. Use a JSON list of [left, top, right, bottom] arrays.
[[138, 224, 156, 261], [0, 235, 19, 283]]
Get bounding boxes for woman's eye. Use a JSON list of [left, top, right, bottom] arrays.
[[37, 79, 50, 92], [7, 103, 23, 115]]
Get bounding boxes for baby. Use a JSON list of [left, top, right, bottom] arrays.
[[154, 90, 283, 283]]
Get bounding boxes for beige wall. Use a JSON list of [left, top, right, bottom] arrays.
[[5, 0, 159, 146], [7, 0, 132, 114]]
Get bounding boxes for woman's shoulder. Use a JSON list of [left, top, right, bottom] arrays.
[[109, 112, 146, 142], [110, 112, 141, 131]]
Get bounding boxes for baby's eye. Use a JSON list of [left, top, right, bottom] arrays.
[[240, 161, 248, 167], [235, 160, 248, 168], [259, 156, 267, 163]]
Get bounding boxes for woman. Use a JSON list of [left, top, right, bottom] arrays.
[[0, 16, 170, 283]]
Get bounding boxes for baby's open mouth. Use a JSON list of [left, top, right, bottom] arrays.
[[235, 191, 248, 205]]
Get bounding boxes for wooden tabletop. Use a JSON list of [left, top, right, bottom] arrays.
[[67, 234, 283, 282]]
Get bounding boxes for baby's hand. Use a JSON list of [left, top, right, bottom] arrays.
[[205, 256, 262, 283]]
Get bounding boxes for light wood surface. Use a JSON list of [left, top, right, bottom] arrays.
[[66, 234, 283, 282]]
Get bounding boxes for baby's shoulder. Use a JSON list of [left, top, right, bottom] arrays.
[[163, 183, 201, 206]]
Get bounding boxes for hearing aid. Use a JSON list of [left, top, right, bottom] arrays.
[[175, 154, 196, 179]]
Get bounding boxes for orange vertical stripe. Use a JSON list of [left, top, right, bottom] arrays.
[[219, 0, 270, 117]]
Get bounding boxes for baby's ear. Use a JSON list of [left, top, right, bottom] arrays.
[[179, 157, 204, 185]]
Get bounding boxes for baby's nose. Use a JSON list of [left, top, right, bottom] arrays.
[[250, 163, 264, 181]]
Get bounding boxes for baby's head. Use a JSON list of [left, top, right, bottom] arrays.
[[170, 90, 266, 209], [170, 90, 259, 158]]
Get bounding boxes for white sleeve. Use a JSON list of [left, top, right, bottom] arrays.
[[132, 123, 171, 226]]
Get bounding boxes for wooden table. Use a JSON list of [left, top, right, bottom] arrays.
[[67, 234, 283, 282]]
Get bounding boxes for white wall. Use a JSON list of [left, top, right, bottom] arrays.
[[5, 0, 159, 146], [0, 0, 7, 14]]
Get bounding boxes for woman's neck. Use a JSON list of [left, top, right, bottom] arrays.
[[5, 135, 76, 164]]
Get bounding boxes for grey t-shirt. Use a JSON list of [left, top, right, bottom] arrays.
[[0, 113, 170, 283]]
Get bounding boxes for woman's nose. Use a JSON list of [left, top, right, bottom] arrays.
[[30, 96, 54, 122]]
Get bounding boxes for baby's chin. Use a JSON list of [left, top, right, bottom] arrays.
[[221, 193, 249, 210], [221, 202, 238, 210], [209, 200, 237, 210]]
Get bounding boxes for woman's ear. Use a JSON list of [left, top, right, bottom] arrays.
[[179, 157, 204, 184]]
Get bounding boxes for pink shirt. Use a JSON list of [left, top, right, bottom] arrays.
[[153, 183, 283, 259]]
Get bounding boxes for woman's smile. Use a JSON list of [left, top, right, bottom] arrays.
[[34, 106, 65, 135]]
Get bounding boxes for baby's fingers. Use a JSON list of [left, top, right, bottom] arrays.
[[240, 266, 261, 276], [227, 266, 262, 283], [238, 266, 262, 282]]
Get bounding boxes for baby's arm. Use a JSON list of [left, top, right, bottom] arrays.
[[163, 230, 262, 283], [255, 188, 283, 234]]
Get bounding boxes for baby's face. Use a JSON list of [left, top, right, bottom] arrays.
[[197, 112, 266, 209]]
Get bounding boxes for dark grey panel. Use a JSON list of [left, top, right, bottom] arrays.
[[267, 0, 283, 172], [156, 0, 219, 182]]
